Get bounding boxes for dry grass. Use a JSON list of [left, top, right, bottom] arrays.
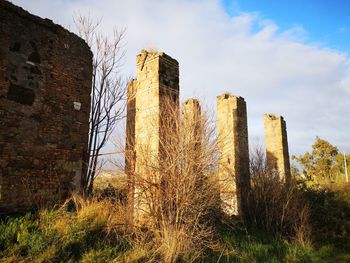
[[38, 193, 129, 241], [94, 172, 128, 191]]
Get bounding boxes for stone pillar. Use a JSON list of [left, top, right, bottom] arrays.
[[133, 49, 179, 222], [183, 98, 201, 143], [264, 114, 291, 182], [125, 80, 136, 220], [183, 99, 201, 174], [217, 93, 250, 217]]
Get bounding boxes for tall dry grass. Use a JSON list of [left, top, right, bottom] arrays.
[[43, 193, 128, 238]]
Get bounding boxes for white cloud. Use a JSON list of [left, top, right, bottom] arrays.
[[11, 0, 350, 154]]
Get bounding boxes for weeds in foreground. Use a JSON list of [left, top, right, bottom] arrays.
[[0, 195, 129, 262], [1, 184, 350, 262]]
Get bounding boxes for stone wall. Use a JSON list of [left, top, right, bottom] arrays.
[[217, 94, 250, 217], [264, 114, 291, 181], [127, 49, 179, 221], [0, 0, 92, 212]]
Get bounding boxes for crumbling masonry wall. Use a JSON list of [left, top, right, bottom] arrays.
[[126, 50, 179, 221], [0, 1, 92, 212], [264, 114, 291, 181], [217, 94, 250, 217]]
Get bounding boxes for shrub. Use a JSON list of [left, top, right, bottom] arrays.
[[246, 146, 311, 243], [302, 185, 350, 249], [130, 98, 220, 262]]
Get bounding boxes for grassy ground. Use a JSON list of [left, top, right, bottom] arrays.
[[1, 181, 349, 262], [209, 223, 350, 263], [1, 213, 349, 263]]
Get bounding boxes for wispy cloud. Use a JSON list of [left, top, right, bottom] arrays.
[[12, 0, 350, 154], [337, 27, 347, 33]]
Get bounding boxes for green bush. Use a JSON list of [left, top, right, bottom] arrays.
[[302, 185, 350, 249]]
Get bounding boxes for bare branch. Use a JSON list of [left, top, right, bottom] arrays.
[[75, 14, 127, 196]]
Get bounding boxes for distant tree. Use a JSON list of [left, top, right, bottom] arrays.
[[74, 16, 126, 196], [292, 137, 349, 183]]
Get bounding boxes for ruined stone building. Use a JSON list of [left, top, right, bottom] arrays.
[[1, 1, 293, 218], [126, 50, 179, 221], [217, 94, 250, 218], [125, 48, 293, 222], [0, 0, 92, 212], [264, 114, 291, 181]]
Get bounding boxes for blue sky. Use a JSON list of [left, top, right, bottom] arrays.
[[222, 0, 350, 54], [11, 0, 350, 156]]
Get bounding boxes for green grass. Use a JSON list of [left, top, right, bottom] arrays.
[[1, 183, 350, 262], [203, 223, 350, 263], [1, 214, 349, 262], [0, 210, 129, 262]]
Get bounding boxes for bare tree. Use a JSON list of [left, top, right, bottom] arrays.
[[75, 16, 126, 196]]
